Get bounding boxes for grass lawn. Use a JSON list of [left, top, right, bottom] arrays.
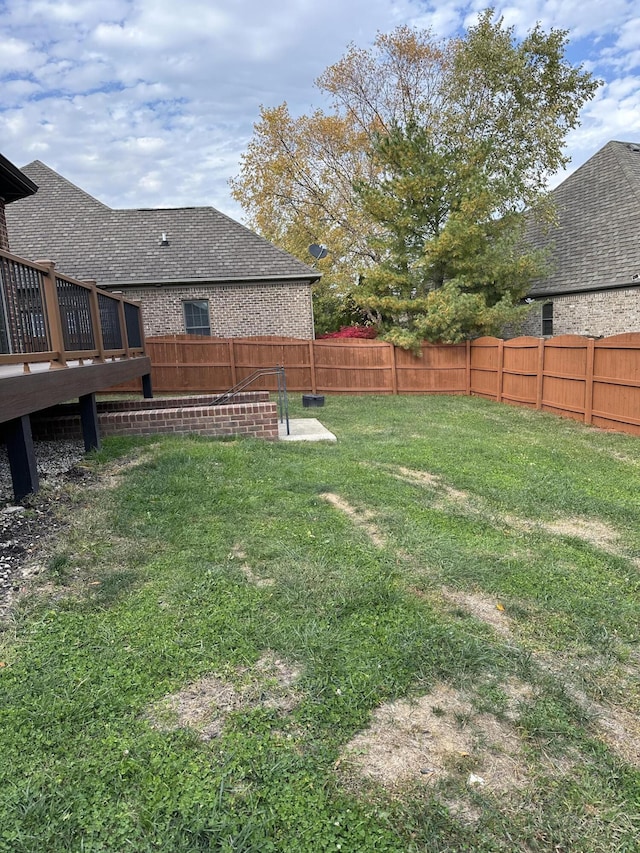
[[1, 394, 639, 852]]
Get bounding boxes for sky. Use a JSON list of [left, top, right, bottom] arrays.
[[1, 0, 639, 220]]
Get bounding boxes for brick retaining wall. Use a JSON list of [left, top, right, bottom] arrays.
[[30, 393, 279, 441]]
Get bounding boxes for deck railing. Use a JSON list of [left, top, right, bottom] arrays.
[[0, 249, 145, 369]]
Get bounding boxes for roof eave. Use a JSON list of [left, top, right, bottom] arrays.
[[0, 153, 39, 203], [527, 279, 640, 299], [99, 272, 322, 288]]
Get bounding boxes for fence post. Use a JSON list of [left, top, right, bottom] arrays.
[[168, 335, 177, 391], [465, 340, 471, 395], [535, 339, 545, 410], [37, 260, 66, 367], [389, 342, 398, 394], [309, 339, 317, 394], [496, 339, 504, 403], [584, 338, 595, 425], [229, 339, 237, 386]]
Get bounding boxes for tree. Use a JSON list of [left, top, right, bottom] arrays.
[[230, 10, 599, 342], [230, 25, 448, 325], [352, 121, 545, 346]]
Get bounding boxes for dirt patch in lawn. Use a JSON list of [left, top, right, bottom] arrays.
[[385, 464, 634, 564], [320, 493, 386, 548], [231, 545, 275, 588], [414, 585, 640, 766], [589, 702, 640, 767], [146, 651, 301, 740], [501, 514, 621, 553], [389, 466, 470, 504], [340, 683, 528, 794], [542, 664, 640, 769], [440, 587, 512, 637], [86, 445, 161, 491]]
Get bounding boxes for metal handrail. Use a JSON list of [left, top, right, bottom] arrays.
[[212, 366, 289, 435]]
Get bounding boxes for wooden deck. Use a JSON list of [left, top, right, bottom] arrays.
[[1, 248, 151, 499], [1, 356, 151, 423]]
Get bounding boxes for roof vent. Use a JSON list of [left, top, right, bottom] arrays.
[[160, 232, 169, 246], [627, 144, 640, 153]]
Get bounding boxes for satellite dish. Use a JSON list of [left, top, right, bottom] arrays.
[[309, 243, 328, 260]]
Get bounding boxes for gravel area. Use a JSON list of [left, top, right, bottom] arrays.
[[0, 439, 86, 614]]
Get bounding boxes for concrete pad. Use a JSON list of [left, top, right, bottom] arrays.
[[278, 418, 336, 442]]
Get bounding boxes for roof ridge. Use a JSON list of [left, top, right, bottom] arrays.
[[610, 141, 640, 206], [21, 161, 111, 210]]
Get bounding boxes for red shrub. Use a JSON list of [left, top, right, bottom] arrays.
[[317, 325, 378, 339]]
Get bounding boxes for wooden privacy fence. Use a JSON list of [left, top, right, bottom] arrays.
[[117, 333, 640, 437], [129, 335, 469, 396], [470, 334, 640, 436]]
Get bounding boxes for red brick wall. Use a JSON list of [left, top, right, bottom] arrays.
[[100, 401, 278, 439], [30, 394, 279, 441]]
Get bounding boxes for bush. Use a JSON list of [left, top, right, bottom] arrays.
[[317, 325, 378, 340]]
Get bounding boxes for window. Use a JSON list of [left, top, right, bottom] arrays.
[[542, 302, 553, 336], [183, 299, 211, 336]]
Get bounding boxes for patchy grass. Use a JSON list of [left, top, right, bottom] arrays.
[[1, 395, 639, 851]]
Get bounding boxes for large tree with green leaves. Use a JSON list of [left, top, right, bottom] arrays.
[[231, 10, 599, 343]]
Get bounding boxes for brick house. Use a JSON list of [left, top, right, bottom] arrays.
[[521, 141, 640, 337], [5, 161, 320, 339]]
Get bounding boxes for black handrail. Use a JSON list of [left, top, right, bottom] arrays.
[[212, 366, 289, 435]]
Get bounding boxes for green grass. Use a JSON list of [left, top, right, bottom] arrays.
[[1, 395, 639, 851]]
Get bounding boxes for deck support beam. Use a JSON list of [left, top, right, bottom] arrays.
[[142, 372, 153, 399], [6, 415, 39, 502], [79, 392, 101, 452]]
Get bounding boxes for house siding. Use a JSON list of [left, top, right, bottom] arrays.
[[517, 287, 640, 338], [110, 280, 315, 339]]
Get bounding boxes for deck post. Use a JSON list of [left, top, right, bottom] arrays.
[[86, 281, 106, 362], [6, 414, 39, 501], [79, 392, 101, 451], [37, 260, 67, 367], [142, 372, 153, 398], [113, 293, 131, 357]]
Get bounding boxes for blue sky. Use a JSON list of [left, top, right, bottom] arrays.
[[1, 0, 638, 219]]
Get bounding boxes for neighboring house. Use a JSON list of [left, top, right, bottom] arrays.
[[5, 161, 320, 339], [520, 140, 640, 338]]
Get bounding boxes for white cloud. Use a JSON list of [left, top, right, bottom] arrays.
[[0, 37, 43, 73], [0, 0, 639, 218]]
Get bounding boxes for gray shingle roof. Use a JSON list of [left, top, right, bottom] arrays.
[[5, 161, 319, 286], [526, 141, 640, 297]]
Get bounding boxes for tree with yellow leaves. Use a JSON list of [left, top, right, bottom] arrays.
[[231, 10, 598, 344]]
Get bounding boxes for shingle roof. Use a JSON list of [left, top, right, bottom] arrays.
[[5, 161, 319, 286], [526, 141, 640, 297]]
